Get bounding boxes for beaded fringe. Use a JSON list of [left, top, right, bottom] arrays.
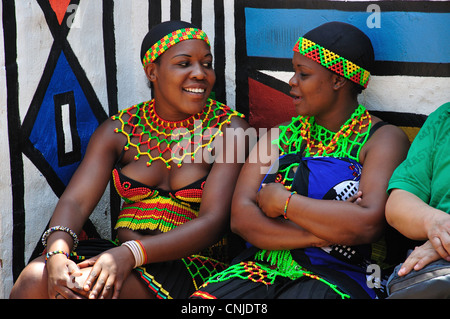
[[115, 197, 199, 233], [200, 249, 350, 299]]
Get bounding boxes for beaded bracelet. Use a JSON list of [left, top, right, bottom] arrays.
[[283, 191, 297, 219], [41, 226, 79, 251], [45, 250, 69, 263], [122, 240, 148, 268]]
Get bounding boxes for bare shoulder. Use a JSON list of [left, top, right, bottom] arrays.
[[228, 114, 250, 130], [86, 116, 128, 158], [370, 115, 410, 144], [360, 115, 410, 163]]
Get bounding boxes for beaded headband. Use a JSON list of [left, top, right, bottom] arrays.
[[142, 27, 210, 67], [293, 37, 371, 88]]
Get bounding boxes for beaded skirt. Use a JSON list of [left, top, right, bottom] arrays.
[[190, 246, 372, 299]]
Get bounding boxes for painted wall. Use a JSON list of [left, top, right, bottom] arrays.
[[1, 0, 449, 298]]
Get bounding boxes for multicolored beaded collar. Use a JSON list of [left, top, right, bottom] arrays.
[[112, 99, 244, 169], [293, 37, 371, 89], [142, 27, 210, 67], [276, 104, 372, 162]]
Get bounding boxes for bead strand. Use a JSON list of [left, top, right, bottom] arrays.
[[41, 226, 79, 251], [283, 191, 297, 220], [45, 250, 69, 263]]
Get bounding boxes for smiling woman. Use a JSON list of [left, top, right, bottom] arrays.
[[147, 39, 215, 120], [10, 20, 249, 300]]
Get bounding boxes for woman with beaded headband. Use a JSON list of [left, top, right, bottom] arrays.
[[10, 21, 249, 299], [191, 21, 410, 299]]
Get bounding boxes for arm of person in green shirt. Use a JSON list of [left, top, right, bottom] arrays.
[[385, 103, 450, 276], [386, 189, 450, 275]]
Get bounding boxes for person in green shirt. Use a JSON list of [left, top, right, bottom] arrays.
[[386, 102, 450, 278]]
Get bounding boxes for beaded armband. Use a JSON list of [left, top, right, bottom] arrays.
[[41, 226, 79, 251], [45, 250, 70, 263], [283, 191, 297, 219]]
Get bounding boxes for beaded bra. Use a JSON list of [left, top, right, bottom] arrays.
[[111, 98, 243, 233], [112, 166, 206, 233], [111, 98, 244, 169]]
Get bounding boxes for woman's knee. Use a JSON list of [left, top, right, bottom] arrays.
[[9, 258, 48, 299]]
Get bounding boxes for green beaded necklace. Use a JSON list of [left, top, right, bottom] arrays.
[[276, 104, 372, 162]]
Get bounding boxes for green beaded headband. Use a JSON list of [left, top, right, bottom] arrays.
[[293, 36, 371, 88], [142, 27, 210, 67]]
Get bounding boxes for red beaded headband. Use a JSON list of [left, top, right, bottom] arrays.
[[293, 37, 371, 88], [142, 27, 210, 67]]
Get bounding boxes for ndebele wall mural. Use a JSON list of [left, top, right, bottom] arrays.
[[1, 0, 449, 298]]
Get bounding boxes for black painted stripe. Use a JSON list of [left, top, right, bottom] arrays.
[[3, 0, 25, 281], [248, 57, 450, 78]]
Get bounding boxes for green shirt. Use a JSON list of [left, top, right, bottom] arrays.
[[388, 103, 450, 214]]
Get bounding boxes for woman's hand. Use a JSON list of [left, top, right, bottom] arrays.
[[256, 183, 291, 218], [426, 212, 450, 261], [46, 254, 84, 299], [257, 184, 363, 219], [77, 245, 135, 299], [398, 240, 442, 276], [347, 191, 362, 204]]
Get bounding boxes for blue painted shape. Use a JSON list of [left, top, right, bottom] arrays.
[[29, 52, 100, 186], [245, 8, 450, 63]]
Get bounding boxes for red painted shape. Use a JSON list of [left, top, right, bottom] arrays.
[[49, 0, 71, 25], [248, 77, 297, 132]]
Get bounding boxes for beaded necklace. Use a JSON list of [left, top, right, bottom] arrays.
[[112, 98, 244, 169], [256, 106, 372, 291], [276, 104, 372, 162]]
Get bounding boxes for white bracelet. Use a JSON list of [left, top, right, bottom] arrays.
[[122, 240, 147, 268]]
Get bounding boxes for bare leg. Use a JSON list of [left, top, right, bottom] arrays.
[[115, 270, 157, 299], [9, 256, 49, 299], [10, 256, 156, 299]]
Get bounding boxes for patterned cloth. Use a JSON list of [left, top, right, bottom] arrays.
[[192, 108, 389, 300]]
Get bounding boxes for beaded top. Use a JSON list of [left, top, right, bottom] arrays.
[[112, 99, 244, 169], [112, 166, 206, 233], [275, 104, 372, 162], [253, 106, 373, 296]]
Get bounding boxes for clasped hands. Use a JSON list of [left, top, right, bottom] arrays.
[[48, 245, 134, 299]]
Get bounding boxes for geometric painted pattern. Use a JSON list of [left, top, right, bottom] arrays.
[[14, 0, 108, 278], [23, 0, 107, 191], [28, 51, 100, 186]]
